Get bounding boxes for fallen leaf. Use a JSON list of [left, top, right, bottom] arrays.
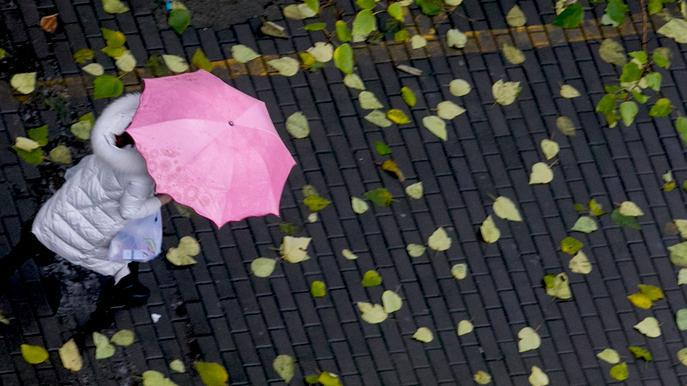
[[410, 35, 427, 49], [364, 187, 393, 206], [40, 14, 58, 33], [611, 208, 641, 230], [273, 354, 295, 383], [569, 251, 592, 274], [169, 359, 186, 373], [194, 361, 229, 386], [280, 236, 311, 263], [474, 370, 492, 385], [457, 320, 473, 336], [480, 215, 500, 244], [11, 72, 37, 94], [657, 17, 687, 44], [162, 55, 189, 73], [571, 216, 598, 233], [361, 270, 382, 287], [268, 57, 300, 76], [401, 86, 416, 106], [303, 194, 330, 212], [609, 362, 628, 381], [251, 258, 277, 278], [261, 21, 288, 38], [351, 196, 369, 214], [669, 242, 687, 266], [93, 74, 123, 99], [540, 139, 559, 160], [333, 44, 353, 74], [561, 236, 583, 255], [597, 348, 620, 364], [628, 346, 652, 361], [343, 74, 365, 90], [341, 249, 358, 260], [386, 109, 410, 124], [544, 272, 572, 300], [627, 292, 652, 309], [93, 332, 115, 359], [231, 45, 260, 63], [14, 137, 40, 152], [357, 302, 388, 324], [166, 236, 200, 266], [451, 263, 467, 279], [191, 48, 214, 71], [518, 327, 541, 352], [82, 63, 104, 76], [492, 79, 521, 105], [71, 112, 94, 140], [73, 48, 95, 64], [111, 329, 135, 346], [422, 115, 447, 141], [168, 8, 191, 35], [115, 50, 136, 72], [381, 159, 405, 180], [437, 100, 465, 120], [679, 269, 687, 285], [406, 243, 426, 257], [283, 3, 317, 20], [364, 110, 392, 128], [21, 343, 49, 365], [382, 290, 403, 313], [599, 38, 626, 66], [501, 42, 526, 64], [679, 347, 687, 366], [556, 116, 576, 136], [634, 317, 661, 338], [493, 196, 522, 221], [446, 29, 467, 49], [359, 91, 384, 110], [142, 370, 178, 386], [638, 284, 664, 301], [428, 227, 451, 251], [405, 182, 423, 199], [317, 371, 343, 386], [412, 327, 434, 343], [307, 42, 333, 63], [529, 366, 549, 386], [59, 339, 82, 372], [351, 9, 376, 42], [529, 162, 554, 184], [560, 84, 581, 98], [285, 112, 310, 139], [619, 201, 644, 216], [506, 5, 527, 27], [311, 280, 326, 297], [396, 64, 423, 76], [449, 79, 471, 96]]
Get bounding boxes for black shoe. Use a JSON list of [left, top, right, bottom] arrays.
[[109, 273, 150, 308]]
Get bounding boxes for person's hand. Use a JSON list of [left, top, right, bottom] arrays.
[[157, 194, 173, 205]]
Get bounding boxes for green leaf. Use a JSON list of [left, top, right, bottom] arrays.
[[102, 0, 129, 14], [194, 361, 229, 386], [596, 93, 617, 114], [333, 43, 353, 74], [632, 91, 649, 104], [285, 112, 310, 139], [649, 98, 672, 117], [92, 75, 123, 100], [101, 28, 126, 48], [374, 141, 391, 156], [643, 72, 662, 92], [273, 355, 296, 383], [364, 187, 393, 207], [335, 20, 351, 43], [652, 47, 671, 68], [676, 116, 687, 145], [12, 144, 43, 165], [611, 208, 641, 229], [590, 198, 605, 217], [401, 86, 416, 107], [605, 0, 628, 26], [304, 0, 319, 13], [609, 362, 629, 381], [387, 3, 404, 21], [620, 62, 641, 83], [619, 101, 638, 126], [352, 9, 377, 42], [599, 38, 627, 66], [72, 48, 94, 64], [361, 270, 382, 287], [543, 272, 572, 300], [648, 0, 663, 14], [317, 371, 343, 386], [303, 194, 330, 212], [93, 332, 115, 359], [416, 0, 443, 16], [676, 309, 687, 330], [310, 280, 327, 297], [304, 22, 327, 31], [101, 45, 125, 58], [560, 236, 583, 255], [356, 0, 376, 9], [638, 284, 664, 301], [111, 329, 135, 346], [250, 257, 277, 278], [146, 54, 171, 77], [49, 144, 72, 164], [628, 346, 652, 361], [71, 112, 94, 140], [168, 7, 190, 34], [628, 50, 647, 64], [27, 124, 48, 146], [191, 48, 214, 72], [21, 344, 49, 365], [553, 4, 584, 28]]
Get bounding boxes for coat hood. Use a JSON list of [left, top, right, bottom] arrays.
[[90, 93, 148, 175]]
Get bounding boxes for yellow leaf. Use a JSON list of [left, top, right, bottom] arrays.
[[638, 284, 664, 301], [560, 84, 581, 98], [427, 227, 451, 251], [162, 55, 189, 73], [142, 370, 179, 386], [634, 317, 661, 338], [11, 72, 37, 94], [341, 248, 358, 260], [412, 327, 433, 343], [569, 251, 592, 274], [273, 354, 295, 383], [540, 139, 559, 160], [14, 137, 41, 152], [449, 79, 471, 96], [382, 290, 403, 313], [544, 273, 572, 300], [609, 362, 628, 381], [480, 215, 500, 243], [166, 236, 201, 266], [405, 182, 423, 199], [529, 162, 554, 184], [493, 196, 523, 221], [351, 196, 369, 214], [194, 361, 229, 386], [619, 201, 644, 216], [357, 302, 388, 324], [436, 100, 465, 120], [280, 236, 312, 263], [166, 247, 197, 266], [528, 366, 549, 386], [678, 347, 687, 366], [474, 370, 492, 385], [457, 320, 473, 336], [492, 79, 521, 105], [386, 109, 410, 124], [406, 243, 426, 257], [422, 115, 447, 141], [451, 263, 467, 279], [93, 332, 115, 359], [110, 329, 135, 346], [381, 159, 405, 181], [518, 327, 541, 352], [596, 348, 620, 364], [21, 343, 49, 365], [59, 339, 82, 372], [102, 0, 130, 14], [506, 5, 527, 27]]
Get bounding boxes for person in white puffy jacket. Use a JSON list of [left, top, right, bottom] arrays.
[[2, 93, 171, 308]]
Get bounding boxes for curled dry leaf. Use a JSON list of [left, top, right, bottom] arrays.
[[40, 14, 59, 33]]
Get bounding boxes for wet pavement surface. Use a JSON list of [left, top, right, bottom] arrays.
[[2, 0, 687, 385]]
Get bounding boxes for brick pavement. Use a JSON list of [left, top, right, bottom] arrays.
[[1, 0, 687, 385]]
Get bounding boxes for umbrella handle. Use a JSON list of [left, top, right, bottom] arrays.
[[164, 0, 172, 11]]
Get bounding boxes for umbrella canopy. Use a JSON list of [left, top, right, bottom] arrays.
[[127, 70, 296, 227]]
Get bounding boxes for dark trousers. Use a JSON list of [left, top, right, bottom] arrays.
[[1, 221, 56, 283]]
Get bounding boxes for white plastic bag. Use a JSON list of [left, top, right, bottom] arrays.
[[108, 209, 162, 262]]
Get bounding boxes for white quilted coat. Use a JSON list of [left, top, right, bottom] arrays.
[[31, 94, 161, 276]]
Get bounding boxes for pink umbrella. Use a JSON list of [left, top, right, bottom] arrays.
[[127, 70, 296, 227]]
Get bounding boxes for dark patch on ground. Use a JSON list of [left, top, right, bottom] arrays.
[[184, 0, 274, 29]]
